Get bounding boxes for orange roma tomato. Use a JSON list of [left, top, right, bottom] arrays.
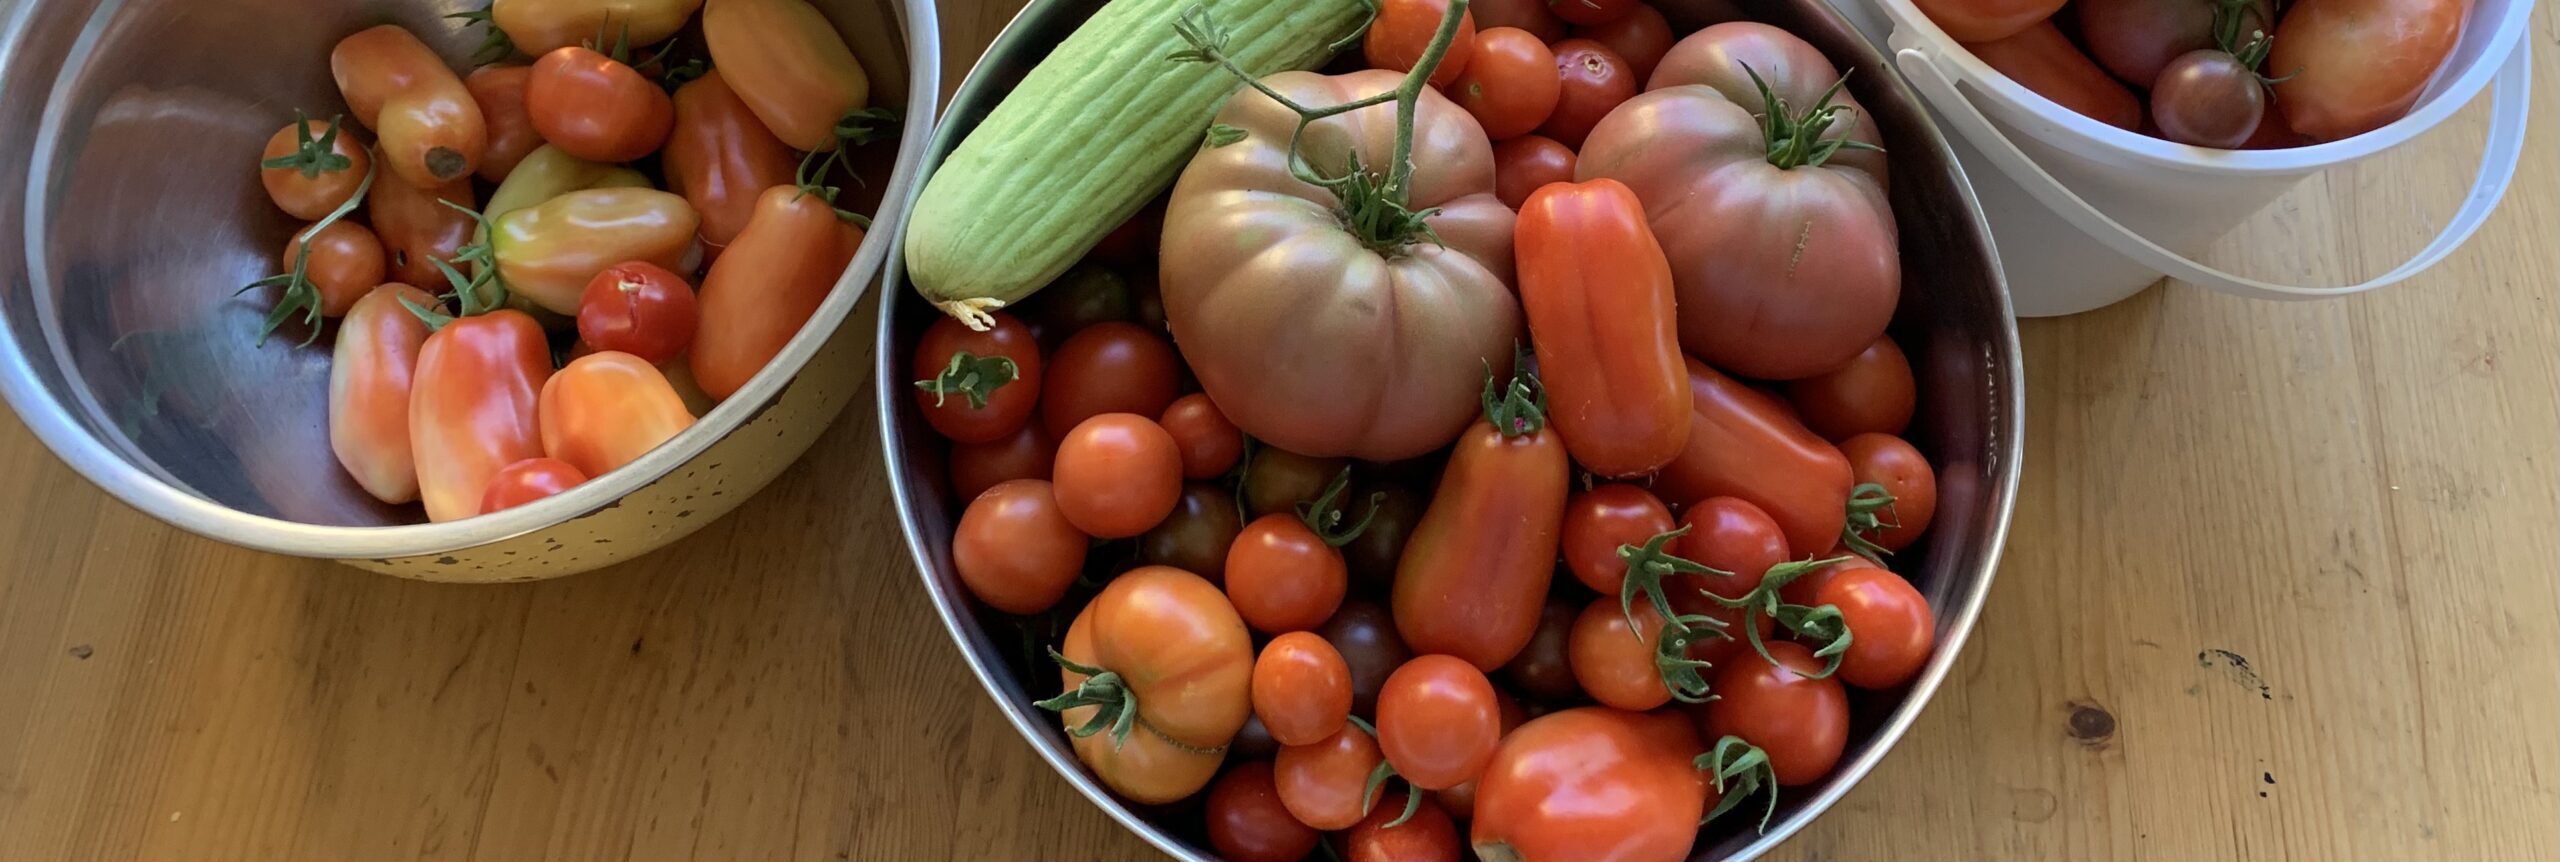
[[1393, 371, 1569, 671], [1252, 632, 1354, 746], [329, 285, 436, 504], [667, 69, 799, 252], [260, 115, 371, 220], [331, 25, 486, 188], [951, 479, 1086, 615], [2268, 0, 2466, 140], [539, 351, 696, 478], [1515, 179, 1690, 476], [703, 0, 875, 152], [282, 221, 386, 318], [1964, 22, 2142, 131], [464, 65, 544, 183], [411, 309, 550, 522], [1472, 707, 1709, 862], [527, 46, 675, 163], [691, 185, 859, 401], [491, 0, 703, 56], [1050, 567, 1253, 804], [369, 173, 479, 292], [493, 188, 701, 316], [478, 458, 588, 514]]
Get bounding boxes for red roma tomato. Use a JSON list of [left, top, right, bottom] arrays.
[[1252, 632, 1354, 746], [951, 479, 1086, 615], [691, 186, 858, 401], [1964, 22, 2143, 131], [667, 69, 800, 252], [1393, 372, 1569, 671], [1052, 413, 1183, 538], [1226, 512, 1351, 634], [1813, 566, 1936, 690], [260, 116, 371, 221], [282, 221, 386, 318], [1566, 598, 1676, 711], [1911, 0, 2064, 42], [1053, 567, 1254, 804], [1472, 707, 1708, 862], [411, 309, 550, 523], [1841, 433, 1938, 552], [1559, 483, 1674, 595], [1491, 135, 1576, 210], [1377, 655, 1501, 790], [369, 173, 478, 291], [495, 188, 702, 316], [912, 312, 1041, 444], [1585, 23, 1896, 380], [1778, 551, 1880, 607], [1786, 335, 1915, 441], [1657, 358, 1855, 557], [1040, 322, 1181, 440], [1319, 600, 1414, 718], [1470, 0, 1567, 41], [1348, 789, 1464, 862], [1160, 394, 1244, 480], [330, 285, 436, 504], [464, 65, 543, 183], [527, 47, 676, 163], [539, 351, 697, 478], [1573, 5, 1674, 81], [1502, 597, 1582, 703], [1539, 40, 1637, 149], [2152, 49, 2266, 149], [491, 0, 702, 57], [948, 424, 1053, 502], [703, 0, 875, 152], [1550, 0, 1638, 26], [1206, 762, 1321, 862], [1450, 28, 1559, 141], [2077, 0, 2271, 88], [1515, 179, 1690, 476], [578, 262, 700, 367], [1139, 484, 1243, 582], [331, 25, 486, 188], [1275, 722, 1385, 830], [1697, 641, 1847, 785], [1670, 496, 1788, 599], [1367, 0, 1478, 89], [477, 458, 587, 513], [2270, 0, 2465, 141]]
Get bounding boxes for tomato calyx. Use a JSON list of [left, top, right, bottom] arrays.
[[1656, 612, 1727, 703], [259, 111, 356, 178], [1617, 523, 1733, 633], [1034, 647, 1143, 749], [238, 155, 376, 346], [1479, 349, 1548, 438], [1695, 735, 1781, 831], [913, 351, 1021, 410], [1351, 717, 1428, 828], [791, 109, 903, 228], [1740, 63, 1883, 171], [1699, 556, 1856, 679], [444, 3, 515, 67], [1298, 467, 1387, 548], [1840, 482, 1900, 560]]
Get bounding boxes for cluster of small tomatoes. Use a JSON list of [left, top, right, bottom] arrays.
[[246, 0, 883, 523]]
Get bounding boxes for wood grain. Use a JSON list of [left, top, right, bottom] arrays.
[[3, 3, 2557, 860]]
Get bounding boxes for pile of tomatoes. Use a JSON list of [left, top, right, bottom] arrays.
[[921, 2, 1953, 860], [248, 0, 887, 522], [1923, 0, 2470, 147]]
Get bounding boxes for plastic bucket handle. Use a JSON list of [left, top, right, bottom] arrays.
[[1894, 34, 2532, 301]]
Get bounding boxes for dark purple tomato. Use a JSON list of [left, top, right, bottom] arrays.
[[2152, 49, 2264, 148]]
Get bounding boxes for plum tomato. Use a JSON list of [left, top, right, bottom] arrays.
[[952, 479, 1086, 615], [1253, 632, 1355, 746], [1275, 721, 1385, 830], [1160, 394, 1245, 479], [1786, 335, 1916, 441], [1811, 564, 1936, 690], [948, 424, 1053, 502], [1492, 134, 1577, 210], [1502, 596, 1584, 704], [1366, 0, 1478, 89], [1450, 28, 1560, 141], [1348, 789, 1464, 862], [1841, 433, 1938, 553], [1538, 39, 1638, 149], [578, 261, 701, 367], [1320, 600, 1415, 718], [1052, 413, 1183, 538], [913, 311, 1042, 444], [1207, 762, 1322, 862], [1139, 483, 1243, 582], [1041, 321, 1180, 440], [1376, 655, 1502, 790], [477, 458, 587, 514], [1696, 641, 1847, 785], [1572, 4, 1674, 81], [1560, 483, 1675, 595], [526, 46, 675, 163], [1471, 707, 1708, 862]]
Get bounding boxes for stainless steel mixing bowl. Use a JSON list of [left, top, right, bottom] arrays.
[[879, 0, 2021, 857], [0, 0, 939, 581]]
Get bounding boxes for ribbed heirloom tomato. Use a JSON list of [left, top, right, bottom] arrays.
[[1045, 567, 1253, 804]]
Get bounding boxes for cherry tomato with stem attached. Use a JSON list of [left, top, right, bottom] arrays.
[[1811, 565, 1936, 690], [1786, 335, 1915, 441], [1253, 632, 1355, 746], [912, 312, 1041, 444], [1671, 496, 1788, 600], [1041, 321, 1181, 441], [260, 114, 371, 221], [1243, 446, 1352, 520], [1348, 788, 1464, 862], [948, 424, 1053, 503], [1160, 394, 1244, 479], [1450, 28, 1559, 141], [577, 262, 699, 366], [1052, 413, 1183, 538], [1367, 0, 1478, 89], [477, 458, 587, 514], [1696, 640, 1847, 785], [1376, 654, 1501, 790], [1226, 469, 1370, 633], [1567, 598, 1687, 710], [1538, 39, 1637, 149], [1206, 762, 1321, 862], [1560, 483, 1674, 595], [952, 479, 1086, 615], [1841, 433, 1938, 554]]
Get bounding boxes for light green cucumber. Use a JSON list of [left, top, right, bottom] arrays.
[[904, 0, 1369, 325]]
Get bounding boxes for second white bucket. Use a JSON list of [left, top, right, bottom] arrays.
[[1835, 0, 2536, 317]]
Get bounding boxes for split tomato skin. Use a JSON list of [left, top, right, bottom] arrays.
[[329, 285, 437, 505], [911, 312, 1041, 444], [539, 351, 697, 479], [1393, 411, 1569, 672], [1539, 40, 1638, 149], [666, 69, 801, 253], [951, 479, 1085, 616], [1697, 640, 1848, 785], [1471, 707, 1709, 862], [578, 262, 701, 367], [330, 25, 486, 188], [410, 309, 551, 523], [464, 65, 543, 183], [1514, 179, 1691, 477], [1559, 483, 1675, 595], [528, 46, 677, 164], [478, 458, 588, 514], [1376, 654, 1502, 790], [1656, 358, 1855, 557], [260, 118, 370, 220], [1057, 567, 1254, 804], [691, 185, 858, 401]]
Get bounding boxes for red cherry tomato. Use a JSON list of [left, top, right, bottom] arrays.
[[1207, 762, 1322, 862], [1572, 4, 1674, 81], [1566, 598, 1676, 711], [912, 312, 1043, 444], [1697, 640, 1847, 785], [1449, 28, 1559, 141], [1275, 722, 1385, 831], [1841, 433, 1938, 552], [1665, 589, 1771, 669], [577, 261, 699, 366], [1786, 335, 1916, 441], [1548, 0, 1638, 26], [1470, 0, 1568, 42], [1812, 565, 1936, 690], [1226, 513, 1350, 634], [1160, 394, 1244, 479], [1502, 597, 1583, 704], [1559, 483, 1674, 595], [1376, 655, 1501, 790], [951, 479, 1087, 615], [1051, 414, 1183, 538], [282, 221, 387, 318], [1041, 321, 1181, 440], [948, 424, 1053, 502], [477, 458, 587, 514], [1670, 496, 1788, 599], [1538, 39, 1638, 149], [1253, 632, 1355, 747], [1348, 789, 1464, 862], [1778, 551, 1881, 607], [526, 46, 675, 163], [1366, 0, 1478, 89], [1492, 134, 1577, 210]]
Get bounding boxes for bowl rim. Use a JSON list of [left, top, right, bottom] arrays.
[[0, 0, 942, 560], [877, 1, 2025, 859]]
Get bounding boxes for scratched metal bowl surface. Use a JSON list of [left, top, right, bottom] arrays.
[[879, 0, 2022, 857], [0, 0, 939, 580]]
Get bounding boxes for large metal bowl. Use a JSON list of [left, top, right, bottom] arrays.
[[880, 0, 2021, 857], [0, 0, 939, 581]]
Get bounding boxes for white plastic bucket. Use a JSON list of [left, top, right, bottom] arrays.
[[1833, 0, 2536, 316]]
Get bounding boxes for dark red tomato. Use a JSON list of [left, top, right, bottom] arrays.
[[1233, 715, 1281, 761], [1227, 513, 1350, 633], [526, 46, 675, 163], [1319, 600, 1413, 717], [1242, 447, 1352, 519], [948, 424, 1053, 502], [1492, 134, 1577, 210], [1566, 598, 1675, 711], [1547, 0, 1638, 27], [1841, 433, 1938, 552], [1275, 722, 1384, 830], [1778, 551, 1881, 607], [2242, 107, 2312, 150], [1450, 28, 1559, 141], [913, 312, 1043, 444], [1343, 482, 1425, 596], [1539, 40, 1637, 149], [2077, 0, 2272, 88], [1962, 21, 2142, 131], [1377, 655, 1502, 790], [1348, 790, 1463, 862], [1471, 708, 1708, 862], [1160, 394, 1244, 479], [1139, 483, 1243, 582], [1697, 641, 1847, 785], [1470, 0, 1568, 42], [1090, 201, 1166, 265], [1914, 0, 2065, 42], [1786, 335, 1916, 441], [1670, 496, 1788, 600], [1254, 631, 1355, 746], [1207, 762, 1321, 862], [1559, 483, 1674, 595], [1572, 4, 1673, 81], [577, 262, 699, 366], [1502, 597, 1583, 704], [1051, 413, 1183, 538], [1366, 0, 1478, 89], [2151, 49, 2265, 149], [1812, 565, 1936, 690], [1021, 265, 1135, 350], [477, 457, 587, 514], [951, 479, 1086, 616], [1041, 321, 1181, 440]]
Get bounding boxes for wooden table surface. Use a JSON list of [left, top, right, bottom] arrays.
[[5, 3, 2558, 860]]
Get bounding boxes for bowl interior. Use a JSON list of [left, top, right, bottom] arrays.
[[0, 0, 912, 530], [879, 0, 2021, 858]]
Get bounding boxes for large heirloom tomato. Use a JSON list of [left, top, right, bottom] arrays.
[[1046, 567, 1254, 804], [1582, 23, 1897, 381], [1162, 69, 1521, 461], [1471, 707, 1710, 862]]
